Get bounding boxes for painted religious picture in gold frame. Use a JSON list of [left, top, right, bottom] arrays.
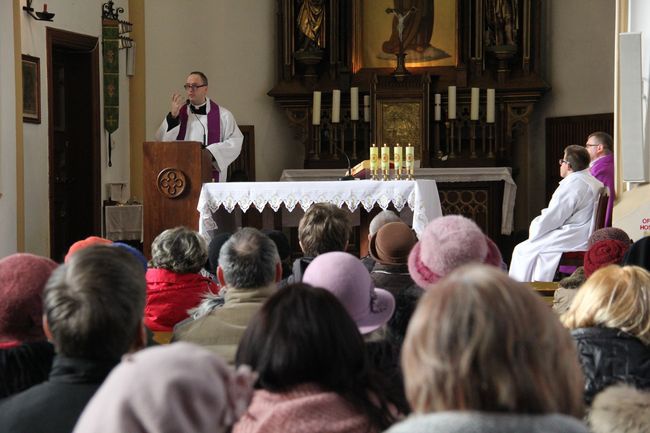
[[354, 0, 458, 71]]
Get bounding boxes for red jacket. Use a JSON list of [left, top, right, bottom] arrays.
[[144, 268, 218, 332]]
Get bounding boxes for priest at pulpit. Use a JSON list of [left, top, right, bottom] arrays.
[[155, 71, 243, 182]]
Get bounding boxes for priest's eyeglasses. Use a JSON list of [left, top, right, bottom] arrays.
[[184, 84, 207, 90], [558, 159, 569, 166]]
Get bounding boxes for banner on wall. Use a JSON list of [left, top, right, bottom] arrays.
[[103, 18, 119, 167]]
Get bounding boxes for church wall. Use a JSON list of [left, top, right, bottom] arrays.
[[144, 0, 302, 182], [0, 1, 20, 257], [524, 0, 615, 228], [20, 0, 132, 256]]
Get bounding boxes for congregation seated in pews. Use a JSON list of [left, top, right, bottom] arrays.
[[1, 207, 650, 433]]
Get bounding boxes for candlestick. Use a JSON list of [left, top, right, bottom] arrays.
[[486, 88, 495, 123], [470, 87, 479, 120], [381, 144, 390, 180], [405, 145, 415, 179], [332, 90, 341, 123], [350, 87, 359, 121], [363, 95, 370, 122], [448, 86, 456, 120], [369, 144, 379, 180], [393, 144, 403, 179], [312, 91, 321, 125]]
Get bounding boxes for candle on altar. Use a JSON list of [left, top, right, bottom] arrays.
[[43, 3, 48, 12], [312, 91, 321, 125], [448, 86, 456, 120], [381, 143, 390, 172], [369, 144, 379, 172], [393, 144, 403, 173], [435, 93, 441, 105], [486, 88, 495, 123], [470, 87, 479, 120], [434, 105, 441, 121], [363, 95, 370, 122], [350, 87, 359, 121], [405, 145, 415, 174], [332, 90, 341, 123]]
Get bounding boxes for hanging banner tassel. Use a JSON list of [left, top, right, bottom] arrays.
[[108, 132, 113, 167]]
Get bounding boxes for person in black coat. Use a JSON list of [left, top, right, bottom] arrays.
[[0, 246, 147, 433], [562, 264, 650, 405]]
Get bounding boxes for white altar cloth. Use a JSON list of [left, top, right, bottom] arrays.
[[197, 180, 441, 239], [280, 167, 516, 234]]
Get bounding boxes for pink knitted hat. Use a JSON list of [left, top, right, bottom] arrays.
[[408, 215, 503, 288], [303, 252, 395, 335], [0, 253, 58, 343], [72, 343, 255, 433]]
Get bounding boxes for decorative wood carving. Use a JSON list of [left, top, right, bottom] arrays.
[[156, 168, 187, 199]]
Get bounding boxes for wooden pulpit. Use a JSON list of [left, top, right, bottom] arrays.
[[143, 141, 213, 257]]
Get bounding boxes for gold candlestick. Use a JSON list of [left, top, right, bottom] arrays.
[[405, 145, 415, 180], [393, 144, 403, 180], [381, 143, 390, 181], [369, 143, 379, 180]]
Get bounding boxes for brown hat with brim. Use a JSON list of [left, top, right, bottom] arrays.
[[369, 221, 417, 266]]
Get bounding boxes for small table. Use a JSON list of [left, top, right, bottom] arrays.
[[104, 204, 143, 242]]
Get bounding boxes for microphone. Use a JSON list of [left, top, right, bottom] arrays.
[[338, 146, 355, 181], [187, 99, 207, 148]]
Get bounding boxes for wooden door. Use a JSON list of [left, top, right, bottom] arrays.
[[48, 29, 101, 261]]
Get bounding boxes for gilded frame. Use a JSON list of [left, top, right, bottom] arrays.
[[352, 0, 460, 74]]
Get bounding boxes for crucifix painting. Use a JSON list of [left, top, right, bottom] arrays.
[[360, 0, 456, 69]]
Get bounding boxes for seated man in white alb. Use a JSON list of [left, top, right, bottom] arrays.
[[155, 71, 243, 182], [509, 145, 603, 282]]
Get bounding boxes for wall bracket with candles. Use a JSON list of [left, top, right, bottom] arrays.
[[23, 0, 54, 21]]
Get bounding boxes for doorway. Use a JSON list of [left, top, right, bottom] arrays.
[[47, 28, 101, 262]]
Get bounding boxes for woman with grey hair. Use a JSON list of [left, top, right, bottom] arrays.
[[145, 226, 219, 332]]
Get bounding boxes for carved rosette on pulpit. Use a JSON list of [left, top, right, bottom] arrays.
[[156, 168, 187, 199]]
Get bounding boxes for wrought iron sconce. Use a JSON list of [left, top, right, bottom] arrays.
[[23, 0, 55, 22]]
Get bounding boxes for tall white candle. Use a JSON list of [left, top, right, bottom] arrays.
[[470, 87, 480, 120], [486, 88, 495, 123], [350, 87, 359, 121], [434, 93, 441, 104], [448, 86, 456, 120], [332, 90, 341, 123], [434, 104, 441, 121], [363, 95, 370, 122], [312, 91, 321, 125]]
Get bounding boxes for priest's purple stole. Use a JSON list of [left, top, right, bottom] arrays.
[[176, 100, 221, 145]]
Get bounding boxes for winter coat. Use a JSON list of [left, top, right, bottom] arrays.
[[571, 326, 650, 405], [144, 268, 219, 332]]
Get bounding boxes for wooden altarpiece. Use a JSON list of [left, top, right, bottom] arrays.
[[269, 0, 548, 247]]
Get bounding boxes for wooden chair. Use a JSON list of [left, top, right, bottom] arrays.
[[555, 187, 610, 276]]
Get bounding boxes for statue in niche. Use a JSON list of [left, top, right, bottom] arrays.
[[296, 0, 325, 52], [380, 1, 449, 62], [484, 0, 518, 47]]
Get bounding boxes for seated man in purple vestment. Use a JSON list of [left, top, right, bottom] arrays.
[[155, 71, 243, 183], [586, 131, 615, 227]]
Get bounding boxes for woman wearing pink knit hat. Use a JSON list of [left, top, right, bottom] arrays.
[[0, 253, 58, 398], [407, 215, 503, 288]]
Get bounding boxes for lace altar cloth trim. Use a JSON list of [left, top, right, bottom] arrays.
[[198, 180, 441, 239]]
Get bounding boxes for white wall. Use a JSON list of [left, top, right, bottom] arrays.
[[20, 0, 132, 255], [525, 0, 615, 225], [0, 1, 18, 257], [144, 0, 301, 181]]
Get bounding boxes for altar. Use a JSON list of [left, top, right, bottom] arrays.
[[280, 167, 517, 240], [197, 179, 442, 256]]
